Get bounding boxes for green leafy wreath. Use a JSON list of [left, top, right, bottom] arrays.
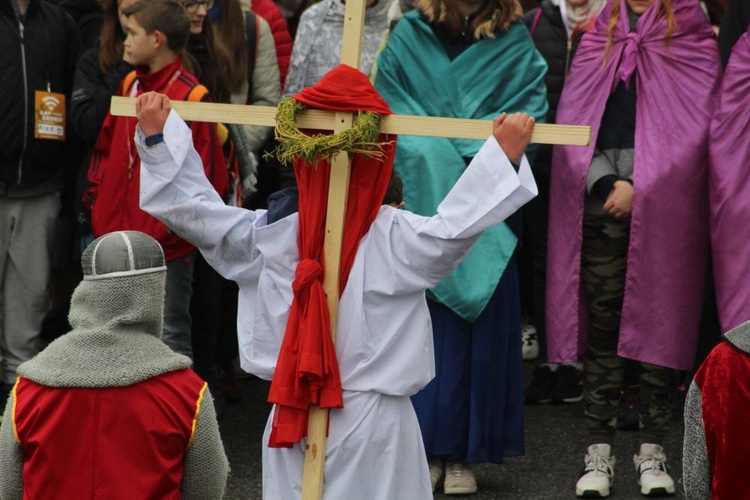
[[272, 97, 390, 165]]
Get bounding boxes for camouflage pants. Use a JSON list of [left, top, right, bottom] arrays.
[[580, 216, 674, 446]]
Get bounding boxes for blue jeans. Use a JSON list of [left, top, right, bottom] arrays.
[[163, 251, 196, 359]]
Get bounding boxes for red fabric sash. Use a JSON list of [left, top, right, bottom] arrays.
[[267, 65, 396, 447]]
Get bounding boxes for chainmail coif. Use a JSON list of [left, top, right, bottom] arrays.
[[18, 259, 191, 388]]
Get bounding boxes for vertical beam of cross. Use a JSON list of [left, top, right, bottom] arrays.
[[300, 0, 367, 497]]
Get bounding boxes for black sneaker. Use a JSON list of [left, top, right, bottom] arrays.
[[550, 365, 584, 403], [524, 365, 556, 404]]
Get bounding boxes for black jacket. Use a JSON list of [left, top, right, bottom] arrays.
[[0, 0, 80, 196], [524, 1, 568, 179], [524, 1, 568, 124], [718, 0, 750, 68], [70, 45, 134, 144]]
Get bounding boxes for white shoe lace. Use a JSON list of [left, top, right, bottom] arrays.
[[637, 451, 669, 477], [584, 453, 614, 478]]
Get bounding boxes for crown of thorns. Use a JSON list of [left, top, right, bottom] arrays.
[[272, 97, 391, 165]]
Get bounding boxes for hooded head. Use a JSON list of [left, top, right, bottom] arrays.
[[19, 232, 190, 388], [70, 231, 167, 339]]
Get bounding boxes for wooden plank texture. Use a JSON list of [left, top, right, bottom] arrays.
[[111, 96, 590, 146]]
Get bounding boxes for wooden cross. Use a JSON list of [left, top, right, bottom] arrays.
[[111, 2, 590, 498]]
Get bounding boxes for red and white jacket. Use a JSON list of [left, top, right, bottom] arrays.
[[84, 57, 228, 262]]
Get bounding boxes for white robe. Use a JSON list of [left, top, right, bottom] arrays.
[[137, 111, 537, 500]]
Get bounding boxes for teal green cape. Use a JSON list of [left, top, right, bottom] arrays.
[[374, 12, 548, 321]]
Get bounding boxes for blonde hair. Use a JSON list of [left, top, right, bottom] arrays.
[[414, 0, 522, 40], [604, 0, 676, 60]]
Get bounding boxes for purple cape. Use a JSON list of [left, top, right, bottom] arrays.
[[547, 0, 721, 370], [709, 27, 750, 333]]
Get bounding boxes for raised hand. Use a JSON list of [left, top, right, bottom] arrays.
[[136, 92, 171, 138], [492, 112, 535, 164]]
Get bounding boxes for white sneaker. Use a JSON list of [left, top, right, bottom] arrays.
[[576, 444, 615, 498], [634, 444, 675, 496], [444, 461, 477, 495], [428, 457, 444, 493], [522, 324, 539, 360]]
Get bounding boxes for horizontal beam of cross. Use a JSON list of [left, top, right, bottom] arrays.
[[111, 97, 591, 146]]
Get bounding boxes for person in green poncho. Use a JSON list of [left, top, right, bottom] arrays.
[[374, 0, 548, 495]]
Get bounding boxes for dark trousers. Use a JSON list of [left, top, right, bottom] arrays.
[[580, 216, 674, 446]]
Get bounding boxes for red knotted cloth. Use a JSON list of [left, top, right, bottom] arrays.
[[267, 64, 396, 447]]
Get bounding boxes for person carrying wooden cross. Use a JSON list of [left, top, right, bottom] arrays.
[[135, 64, 537, 499]]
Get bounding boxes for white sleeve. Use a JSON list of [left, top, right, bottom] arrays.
[[137, 110, 262, 284], [375, 136, 537, 293]]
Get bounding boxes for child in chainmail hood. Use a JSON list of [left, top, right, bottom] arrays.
[[0, 231, 229, 500]]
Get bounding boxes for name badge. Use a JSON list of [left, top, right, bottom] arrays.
[[35, 90, 66, 141]]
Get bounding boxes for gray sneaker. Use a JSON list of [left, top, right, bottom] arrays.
[[444, 461, 477, 495]]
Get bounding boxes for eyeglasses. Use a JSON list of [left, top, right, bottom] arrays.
[[182, 0, 213, 13]]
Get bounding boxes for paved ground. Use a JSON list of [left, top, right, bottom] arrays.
[[220, 364, 687, 499]]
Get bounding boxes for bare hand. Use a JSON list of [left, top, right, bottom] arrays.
[[493, 112, 535, 164], [136, 92, 171, 137], [603, 180, 634, 219]]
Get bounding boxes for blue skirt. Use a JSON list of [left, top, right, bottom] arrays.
[[411, 259, 524, 464]]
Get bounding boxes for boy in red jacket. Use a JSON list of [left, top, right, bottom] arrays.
[[84, 0, 228, 359]]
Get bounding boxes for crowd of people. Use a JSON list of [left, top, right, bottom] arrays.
[[0, 0, 749, 496]]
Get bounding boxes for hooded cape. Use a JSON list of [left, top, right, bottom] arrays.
[[267, 65, 396, 447], [709, 27, 750, 333], [547, 0, 720, 369], [17, 272, 191, 387], [374, 12, 548, 321]]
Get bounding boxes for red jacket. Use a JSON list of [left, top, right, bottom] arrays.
[[11, 370, 207, 499], [252, 0, 292, 89], [85, 57, 228, 262]]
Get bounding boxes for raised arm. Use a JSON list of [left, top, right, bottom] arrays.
[[372, 113, 538, 293], [136, 92, 263, 284]]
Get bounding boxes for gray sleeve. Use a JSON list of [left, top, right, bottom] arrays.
[[683, 382, 711, 500], [586, 148, 618, 195], [283, 7, 317, 97], [243, 16, 280, 153], [181, 387, 230, 500], [0, 390, 24, 500]]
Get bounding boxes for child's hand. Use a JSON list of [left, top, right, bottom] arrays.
[[493, 112, 535, 164], [603, 180, 634, 219], [136, 92, 171, 138]]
